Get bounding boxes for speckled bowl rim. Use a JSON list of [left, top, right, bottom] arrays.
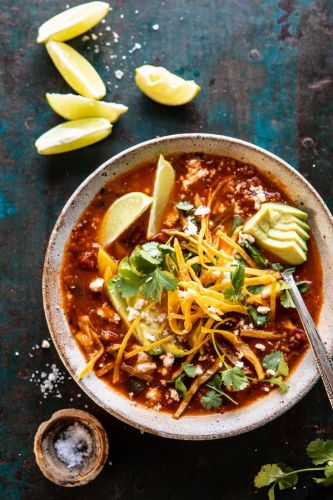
[[43, 133, 333, 440]]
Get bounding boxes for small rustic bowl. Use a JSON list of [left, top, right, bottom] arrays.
[[43, 134, 333, 440]]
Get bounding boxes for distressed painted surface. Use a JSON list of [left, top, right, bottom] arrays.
[[0, 0, 332, 499]]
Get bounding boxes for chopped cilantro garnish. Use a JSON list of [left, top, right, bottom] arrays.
[[111, 243, 177, 303], [174, 373, 187, 397], [262, 351, 289, 393], [229, 215, 244, 235], [247, 284, 265, 295], [182, 363, 198, 378], [248, 305, 268, 327], [176, 200, 195, 212], [224, 262, 245, 302], [242, 240, 269, 268], [279, 280, 311, 309]]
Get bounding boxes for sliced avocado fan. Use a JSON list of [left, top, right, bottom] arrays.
[[244, 202, 310, 265]]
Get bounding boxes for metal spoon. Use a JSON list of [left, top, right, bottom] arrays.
[[282, 270, 333, 409]]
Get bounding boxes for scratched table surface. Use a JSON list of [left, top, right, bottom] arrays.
[[1, 0, 333, 498]]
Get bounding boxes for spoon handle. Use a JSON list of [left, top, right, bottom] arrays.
[[282, 271, 333, 410]]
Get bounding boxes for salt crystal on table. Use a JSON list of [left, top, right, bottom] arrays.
[[54, 422, 93, 468]]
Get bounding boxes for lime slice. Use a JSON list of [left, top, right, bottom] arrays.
[[46, 93, 128, 123], [37, 2, 110, 44], [35, 118, 111, 155], [135, 65, 201, 106], [46, 41, 106, 99], [99, 193, 153, 246], [147, 155, 176, 237]]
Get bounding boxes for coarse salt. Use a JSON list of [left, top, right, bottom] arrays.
[[54, 422, 93, 468]]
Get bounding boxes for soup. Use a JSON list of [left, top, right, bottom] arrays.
[[61, 154, 322, 418]]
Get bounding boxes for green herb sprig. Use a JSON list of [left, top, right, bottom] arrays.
[[111, 242, 177, 302], [254, 439, 333, 499]]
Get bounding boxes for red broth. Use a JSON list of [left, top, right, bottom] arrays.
[[61, 154, 323, 416]]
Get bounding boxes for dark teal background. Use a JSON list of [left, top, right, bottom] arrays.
[[1, 0, 333, 498]]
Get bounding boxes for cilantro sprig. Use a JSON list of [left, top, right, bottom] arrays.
[[255, 438, 333, 498], [111, 242, 177, 303], [280, 279, 311, 308], [262, 351, 289, 393], [200, 368, 248, 410], [224, 262, 245, 302]]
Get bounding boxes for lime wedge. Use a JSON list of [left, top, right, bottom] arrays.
[[37, 2, 110, 43], [99, 193, 153, 246], [46, 93, 128, 122], [135, 65, 201, 106], [35, 118, 111, 155], [46, 41, 106, 99], [147, 155, 176, 237]]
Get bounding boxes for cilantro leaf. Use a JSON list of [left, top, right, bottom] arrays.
[[272, 263, 284, 271], [229, 215, 244, 235], [247, 284, 265, 295], [176, 200, 195, 212], [314, 463, 333, 486], [130, 247, 161, 274], [174, 374, 187, 397], [249, 305, 268, 327], [200, 390, 222, 409], [268, 376, 288, 393], [154, 267, 178, 292], [231, 262, 245, 293], [242, 240, 269, 268], [255, 464, 292, 488], [221, 367, 249, 391], [224, 287, 241, 302], [224, 262, 245, 302], [307, 439, 333, 465], [297, 281, 310, 294], [280, 289, 295, 308], [182, 363, 198, 378], [262, 351, 289, 377]]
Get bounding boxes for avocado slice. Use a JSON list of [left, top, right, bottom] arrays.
[[267, 229, 308, 251], [254, 238, 307, 265], [244, 202, 310, 265], [263, 202, 308, 221], [273, 221, 310, 240], [106, 280, 184, 357]]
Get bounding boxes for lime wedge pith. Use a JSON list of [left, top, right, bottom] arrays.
[[99, 193, 153, 247], [46, 93, 128, 122], [135, 65, 201, 106], [46, 41, 106, 100], [37, 2, 110, 44], [147, 155, 176, 237], [35, 118, 112, 155]]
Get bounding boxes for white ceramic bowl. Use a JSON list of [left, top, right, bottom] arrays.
[[43, 134, 333, 440]]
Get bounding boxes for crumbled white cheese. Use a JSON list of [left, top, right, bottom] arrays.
[[169, 388, 180, 402], [238, 231, 255, 245], [89, 278, 104, 293], [41, 340, 50, 349], [145, 387, 161, 402], [128, 42, 142, 53], [194, 365, 204, 376], [134, 298, 146, 310], [157, 313, 166, 323], [178, 290, 188, 298], [266, 369, 276, 376], [184, 219, 198, 236], [194, 205, 211, 216], [235, 361, 244, 368], [257, 306, 270, 314], [255, 343, 266, 351], [136, 362, 157, 373], [137, 352, 150, 363], [127, 306, 140, 322], [152, 23, 160, 30], [140, 311, 153, 324], [162, 352, 174, 368]]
